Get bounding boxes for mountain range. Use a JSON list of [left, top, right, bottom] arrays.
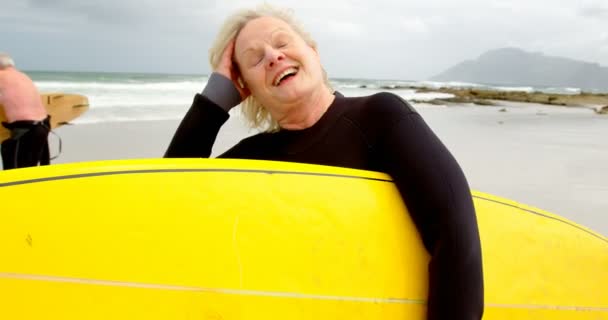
[[432, 48, 608, 91]]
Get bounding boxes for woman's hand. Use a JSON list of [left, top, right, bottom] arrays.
[[215, 39, 251, 101]]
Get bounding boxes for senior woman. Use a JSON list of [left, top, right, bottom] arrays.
[[165, 5, 484, 320]]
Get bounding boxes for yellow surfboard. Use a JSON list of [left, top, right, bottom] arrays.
[[0, 158, 606, 319], [0, 93, 89, 142]]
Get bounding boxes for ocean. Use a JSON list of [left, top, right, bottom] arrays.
[[27, 70, 593, 124]]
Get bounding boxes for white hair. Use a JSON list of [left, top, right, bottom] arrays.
[[209, 3, 332, 132], [0, 53, 15, 69]]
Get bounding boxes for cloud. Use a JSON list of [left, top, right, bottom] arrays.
[[23, 0, 214, 29], [2, 0, 607, 79], [579, 4, 608, 19], [398, 17, 430, 35], [25, 0, 146, 24], [325, 20, 366, 38]]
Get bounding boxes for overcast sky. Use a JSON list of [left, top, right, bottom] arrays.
[[2, 0, 607, 80]]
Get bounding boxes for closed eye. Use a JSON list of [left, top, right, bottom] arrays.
[[273, 32, 291, 49], [247, 53, 263, 67]]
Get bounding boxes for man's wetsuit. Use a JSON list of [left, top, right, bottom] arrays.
[[165, 84, 484, 320], [1, 115, 51, 170]]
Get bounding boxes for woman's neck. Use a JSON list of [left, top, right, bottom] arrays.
[[275, 86, 335, 130]]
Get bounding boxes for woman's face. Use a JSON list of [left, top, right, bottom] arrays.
[[234, 16, 325, 110]]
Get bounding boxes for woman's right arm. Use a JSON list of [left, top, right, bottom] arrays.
[[165, 40, 249, 158], [163, 76, 237, 158]]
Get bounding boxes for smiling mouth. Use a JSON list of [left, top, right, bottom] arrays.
[[273, 67, 299, 86]]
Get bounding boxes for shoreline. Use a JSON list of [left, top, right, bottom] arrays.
[[375, 85, 608, 113]]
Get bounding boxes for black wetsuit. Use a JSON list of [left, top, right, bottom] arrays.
[[165, 87, 484, 320], [1, 115, 51, 170]]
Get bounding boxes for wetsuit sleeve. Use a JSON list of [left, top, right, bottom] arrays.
[[202, 72, 242, 112], [164, 93, 230, 158], [376, 95, 484, 320]]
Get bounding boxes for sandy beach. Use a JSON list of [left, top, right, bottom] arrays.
[[42, 101, 608, 237]]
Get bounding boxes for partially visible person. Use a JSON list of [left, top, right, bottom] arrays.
[[165, 4, 484, 319], [0, 53, 50, 170]]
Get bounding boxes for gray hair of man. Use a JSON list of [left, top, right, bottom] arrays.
[[0, 53, 15, 69], [208, 4, 333, 132]]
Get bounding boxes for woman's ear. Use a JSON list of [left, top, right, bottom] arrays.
[[231, 57, 247, 89], [237, 77, 246, 89]]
